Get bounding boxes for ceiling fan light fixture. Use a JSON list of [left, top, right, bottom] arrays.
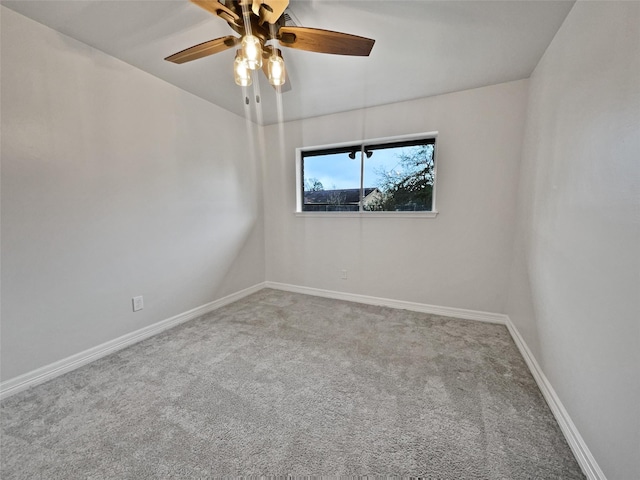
[[234, 50, 252, 86], [241, 34, 263, 70], [267, 51, 286, 86], [166, 0, 376, 93]]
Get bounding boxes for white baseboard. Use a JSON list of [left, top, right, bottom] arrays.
[[0, 282, 266, 400], [264, 281, 508, 325], [505, 317, 606, 480]]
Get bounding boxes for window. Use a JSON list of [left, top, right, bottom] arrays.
[[297, 133, 437, 215]]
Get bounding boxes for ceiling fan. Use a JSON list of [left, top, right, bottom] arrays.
[[165, 0, 375, 90]]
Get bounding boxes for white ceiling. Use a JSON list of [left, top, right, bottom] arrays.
[[2, 0, 575, 125]]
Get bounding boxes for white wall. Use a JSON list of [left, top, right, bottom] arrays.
[[263, 80, 528, 313], [505, 2, 640, 479], [0, 7, 265, 381]]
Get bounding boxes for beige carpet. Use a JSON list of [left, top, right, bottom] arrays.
[[1, 289, 584, 478]]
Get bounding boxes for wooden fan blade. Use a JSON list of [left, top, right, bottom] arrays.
[[165, 36, 239, 64], [278, 27, 375, 56], [190, 0, 241, 26]]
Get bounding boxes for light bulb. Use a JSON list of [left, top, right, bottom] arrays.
[[234, 51, 252, 86], [267, 54, 286, 86], [241, 35, 262, 70]]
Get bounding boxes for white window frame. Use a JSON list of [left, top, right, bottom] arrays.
[[296, 132, 438, 218]]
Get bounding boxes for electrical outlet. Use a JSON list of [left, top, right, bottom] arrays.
[[132, 296, 144, 312], [340, 269, 348, 280]]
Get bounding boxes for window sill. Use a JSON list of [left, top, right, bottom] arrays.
[[295, 211, 439, 219]]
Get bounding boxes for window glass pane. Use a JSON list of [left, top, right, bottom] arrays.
[[362, 143, 435, 211], [302, 150, 361, 212]]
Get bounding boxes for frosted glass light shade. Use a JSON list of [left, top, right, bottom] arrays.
[[234, 51, 252, 86], [241, 35, 262, 70], [267, 54, 286, 86]]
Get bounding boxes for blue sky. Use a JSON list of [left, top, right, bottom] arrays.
[[304, 148, 407, 190]]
